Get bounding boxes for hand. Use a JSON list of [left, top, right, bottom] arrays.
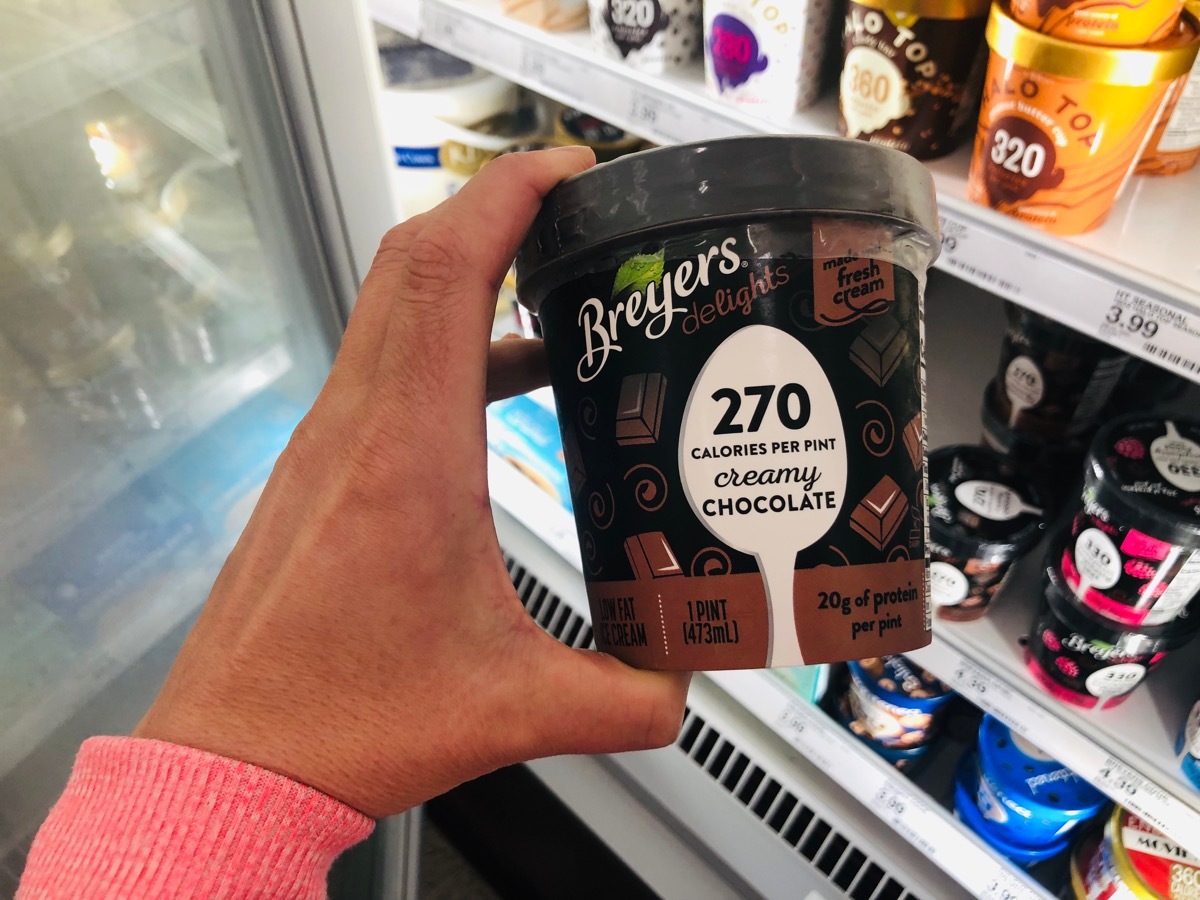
[[133, 147, 690, 818]]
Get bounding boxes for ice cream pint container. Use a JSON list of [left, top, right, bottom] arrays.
[[1063, 415, 1200, 628], [954, 755, 1073, 866], [841, 655, 953, 746], [971, 714, 1106, 846], [928, 444, 1046, 621], [517, 137, 940, 670], [553, 108, 644, 162], [980, 380, 1088, 517], [702, 0, 836, 115], [839, 0, 991, 159], [589, 0, 703, 73], [1138, 10, 1200, 176], [1097, 807, 1200, 899], [1181, 700, 1200, 789], [993, 302, 1129, 441], [1011, 0, 1183, 46], [1027, 560, 1192, 709], [968, 4, 1200, 235]]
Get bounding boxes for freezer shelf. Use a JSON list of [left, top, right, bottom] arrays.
[[907, 552, 1200, 849], [369, 0, 1200, 385]]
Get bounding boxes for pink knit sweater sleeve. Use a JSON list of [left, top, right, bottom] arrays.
[[16, 737, 374, 899]]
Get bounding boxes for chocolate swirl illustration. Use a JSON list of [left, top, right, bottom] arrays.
[[690, 547, 732, 577], [888, 545, 911, 562], [578, 397, 599, 441], [856, 399, 895, 458], [588, 483, 616, 530], [827, 544, 851, 566], [624, 464, 668, 512], [582, 530, 604, 575]]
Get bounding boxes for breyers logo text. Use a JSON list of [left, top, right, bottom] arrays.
[[576, 238, 742, 382]]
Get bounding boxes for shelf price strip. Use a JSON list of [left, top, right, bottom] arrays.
[[911, 640, 1200, 847], [935, 211, 1200, 384], [708, 671, 1048, 899]]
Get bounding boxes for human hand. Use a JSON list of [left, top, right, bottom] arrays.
[[133, 147, 690, 818]]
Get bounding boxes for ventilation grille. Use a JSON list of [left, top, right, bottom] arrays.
[[505, 556, 594, 649], [503, 554, 919, 900], [677, 709, 919, 900]]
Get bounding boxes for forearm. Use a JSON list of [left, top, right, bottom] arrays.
[[17, 737, 373, 900]]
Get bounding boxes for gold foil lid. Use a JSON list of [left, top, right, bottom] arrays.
[[987, 2, 1200, 83], [854, 0, 990, 21], [1105, 808, 1165, 900]]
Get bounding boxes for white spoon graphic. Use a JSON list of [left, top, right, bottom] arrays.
[[680, 325, 848, 666]]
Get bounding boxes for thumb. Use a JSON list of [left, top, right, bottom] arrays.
[[528, 646, 691, 758]]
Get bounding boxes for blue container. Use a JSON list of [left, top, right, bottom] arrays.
[[844, 657, 954, 749], [954, 755, 1072, 867], [836, 691, 932, 771], [972, 715, 1107, 847], [1180, 701, 1200, 790]]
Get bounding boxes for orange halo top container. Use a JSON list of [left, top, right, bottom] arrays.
[[968, 3, 1200, 235], [1011, 0, 1183, 46]]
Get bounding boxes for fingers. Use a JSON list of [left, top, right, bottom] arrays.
[[371, 147, 594, 407], [523, 645, 691, 759], [486, 337, 549, 404]]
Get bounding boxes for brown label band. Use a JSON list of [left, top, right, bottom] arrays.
[[585, 558, 929, 669]]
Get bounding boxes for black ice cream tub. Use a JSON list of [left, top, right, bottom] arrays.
[[517, 137, 940, 670]]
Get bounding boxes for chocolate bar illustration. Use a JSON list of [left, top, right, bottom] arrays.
[[615, 373, 666, 445], [902, 413, 923, 470], [562, 427, 587, 497], [624, 531, 683, 580], [849, 314, 908, 387], [850, 475, 906, 551]]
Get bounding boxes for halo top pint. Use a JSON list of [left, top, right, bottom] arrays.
[[518, 137, 940, 670]]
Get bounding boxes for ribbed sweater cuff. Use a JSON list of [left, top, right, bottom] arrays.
[[17, 736, 374, 899]]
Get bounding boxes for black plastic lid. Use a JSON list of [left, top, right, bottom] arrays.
[[1042, 552, 1198, 647], [1003, 302, 1122, 358], [516, 136, 940, 310], [928, 444, 1047, 562], [1084, 414, 1200, 547], [979, 379, 1089, 461]]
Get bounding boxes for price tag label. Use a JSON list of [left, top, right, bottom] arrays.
[[1092, 756, 1178, 833], [981, 867, 1038, 900], [775, 702, 835, 770], [627, 89, 729, 144], [421, 6, 456, 43], [1098, 290, 1200, 380], [375, 0, 422, 37], [934, 215, 1032, 300], [628, 90, 670, 139], [519, 47, 584, 101], [871, 781, 915, 824]]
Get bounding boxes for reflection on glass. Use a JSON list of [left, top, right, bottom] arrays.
[[0, 1, 326, 866]]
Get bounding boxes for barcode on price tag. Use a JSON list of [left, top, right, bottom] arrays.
[[1099, 290, 1200, 380], [934, 215, 1028, 299]]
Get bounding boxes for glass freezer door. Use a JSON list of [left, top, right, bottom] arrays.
[[0, 1, 345, 886]]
